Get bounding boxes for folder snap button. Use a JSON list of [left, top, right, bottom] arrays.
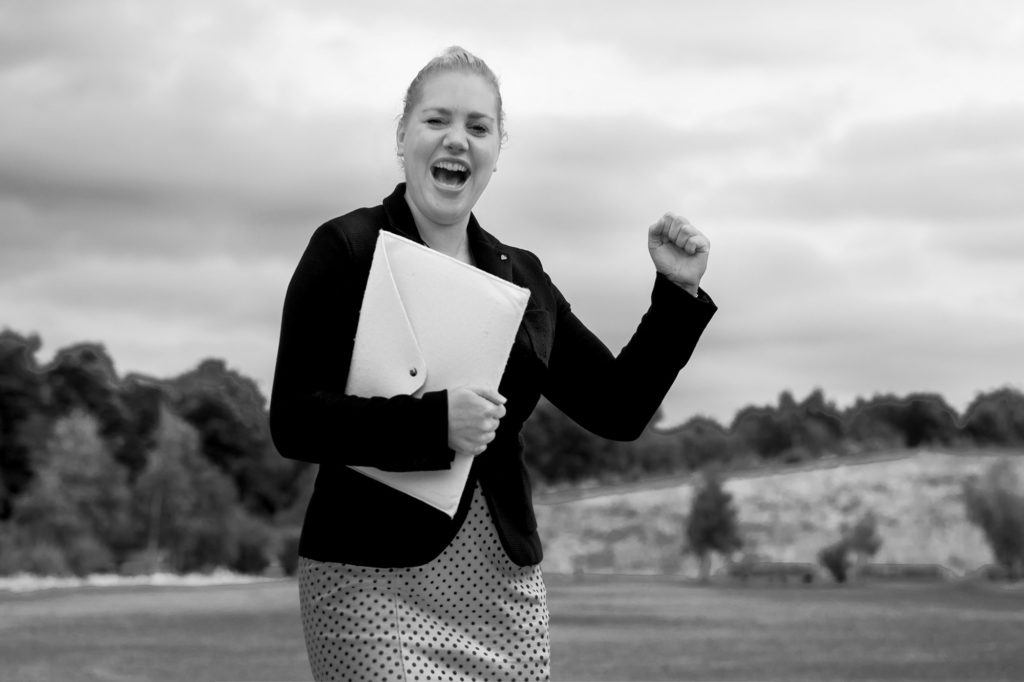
[[500, 253, 508, 261], [409, 368, 418, 377]]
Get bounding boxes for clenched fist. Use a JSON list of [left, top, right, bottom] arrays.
[[648, 212, 710, 296], [447, 386, 507, 456]]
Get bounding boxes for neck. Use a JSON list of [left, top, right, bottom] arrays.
[[404, 195, 473, 263]]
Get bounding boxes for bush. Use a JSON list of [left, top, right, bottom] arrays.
[[277, 528, 302, 577], [963, 388, 1024, 446], [119, 548, 170, 576], [229, 513, 274, 575], [818, 541, 850, 583], [18, 541, 73, 576], [63, 534, 117, 575], [844, 510, 883, 559], [963, 459, 1024, 580]]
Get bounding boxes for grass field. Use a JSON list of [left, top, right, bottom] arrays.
[[2, 575, 1023, 681]]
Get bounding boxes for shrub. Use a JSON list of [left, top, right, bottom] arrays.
[[229, 513, 274, 575], [963, 459, 1024, 580], [844, 510, 883, 559], [277, 528, 302, 577], [63, 534, 117, 575], [818, 540, 849, 583], [818, 510, 883, 584], [963, 387, 1024, 446]]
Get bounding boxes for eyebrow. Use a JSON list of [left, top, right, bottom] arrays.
[[422, 107, 495, 122]]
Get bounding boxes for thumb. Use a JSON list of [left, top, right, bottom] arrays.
[[470, 386, 507, 405]]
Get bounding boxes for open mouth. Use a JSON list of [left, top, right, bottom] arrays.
[[431, 160, 471, 189]]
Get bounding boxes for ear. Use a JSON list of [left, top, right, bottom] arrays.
[[396, 123, 406, 158]]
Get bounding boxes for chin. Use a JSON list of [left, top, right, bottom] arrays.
[[427, 193, 476, 223]]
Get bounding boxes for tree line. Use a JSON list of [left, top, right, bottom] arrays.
[[0, 330, 310, 577], [523, 385, 1024, 486], [1, 328, 1022, 577]]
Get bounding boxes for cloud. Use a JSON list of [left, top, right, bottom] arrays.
[[0, 252, 290, 390], [715, 107, 1024, 223]]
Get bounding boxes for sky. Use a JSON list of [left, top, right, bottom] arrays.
[[1, 0, 1022, 427]]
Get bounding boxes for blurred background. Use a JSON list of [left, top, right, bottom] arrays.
[[3, 3, 1024, 679]]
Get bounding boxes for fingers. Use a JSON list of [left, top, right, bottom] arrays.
[[649, 212, 709, 254], [681, 232, 710, 255], [470, 386, 506, 420], [448, 386, 506, 456]]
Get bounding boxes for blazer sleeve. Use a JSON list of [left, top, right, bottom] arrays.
[[541, 272, 717, 440], [269, 223, 455, 470]]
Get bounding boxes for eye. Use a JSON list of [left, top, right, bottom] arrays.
[[426, 117, 446, 127], [469, 124, 490, 136]]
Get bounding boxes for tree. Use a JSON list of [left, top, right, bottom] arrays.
[[963, 459, 1024, 580], [0, 330, 51, 517], [900, 393, 961, 447], [963, 387, 1024, 446], [818, 510, 884, 583], [818, 540, 850, 583], [44, 343, 159, 477], [685, 470, 742, 582], [846, 393, 960, 450], [845, 395, 905, 451], [11, 411, 132, 575], [168, 359, 307, 518], [791, 389, 845, 457], [522, 398, 614, 484], [673, 415, 733, 471], [844, 510, 883, 560], [132, 406, 245, 573], [730, 405, 792, 460]]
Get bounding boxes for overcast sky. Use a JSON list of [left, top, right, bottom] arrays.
[[2, 1, 1022, 426]]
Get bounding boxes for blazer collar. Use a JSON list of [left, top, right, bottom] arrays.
[[381, 183, 514, 283]]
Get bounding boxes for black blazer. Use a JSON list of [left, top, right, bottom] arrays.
[[269, 183, 717, 567]]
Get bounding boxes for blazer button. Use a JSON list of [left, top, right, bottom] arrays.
[[409, 368, 418, 377]]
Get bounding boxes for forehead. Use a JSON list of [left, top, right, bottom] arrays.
[[414, 71, 498, 118]]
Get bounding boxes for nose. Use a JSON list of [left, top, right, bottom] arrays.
[[443, 127, 468, 153]]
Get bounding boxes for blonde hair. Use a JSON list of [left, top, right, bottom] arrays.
[[399, 46, 506, 143]]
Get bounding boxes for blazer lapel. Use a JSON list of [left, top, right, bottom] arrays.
[[467, 218, 514, 284]]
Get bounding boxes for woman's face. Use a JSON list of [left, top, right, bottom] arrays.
[[397, 71, 501, 229]]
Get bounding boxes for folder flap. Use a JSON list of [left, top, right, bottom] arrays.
[[381, 232, 531, 394], [345, 233, 427, 398]]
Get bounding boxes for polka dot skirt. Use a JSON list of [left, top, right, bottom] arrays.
[[298, 483, 550, 681]]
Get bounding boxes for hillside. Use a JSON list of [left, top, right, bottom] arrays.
[[534, 450, 1024, 577]]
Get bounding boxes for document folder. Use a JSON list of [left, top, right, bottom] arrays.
[[345, 231, 530, 517]]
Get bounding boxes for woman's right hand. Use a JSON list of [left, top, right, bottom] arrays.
[[447, 386, 507, 456]]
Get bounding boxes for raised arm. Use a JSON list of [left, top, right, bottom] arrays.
[[541, 274, 716, 440], [542, 212, 716, 439]]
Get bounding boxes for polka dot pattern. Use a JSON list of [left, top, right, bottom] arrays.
[[298, 483, 550, 681]]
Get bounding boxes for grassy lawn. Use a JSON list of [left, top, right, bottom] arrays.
[[546, 575, 1024, 681], [1, 576, 1023, 681]]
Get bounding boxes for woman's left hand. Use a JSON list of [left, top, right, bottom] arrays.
[[647, 212, 710, 296]]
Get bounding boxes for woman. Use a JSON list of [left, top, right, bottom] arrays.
[[270, 46, 716, 681]]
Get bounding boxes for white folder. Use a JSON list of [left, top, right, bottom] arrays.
[[345, 231, 530, 517]]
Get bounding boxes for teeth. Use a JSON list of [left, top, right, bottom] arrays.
[[434, 160, 469, 172]]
